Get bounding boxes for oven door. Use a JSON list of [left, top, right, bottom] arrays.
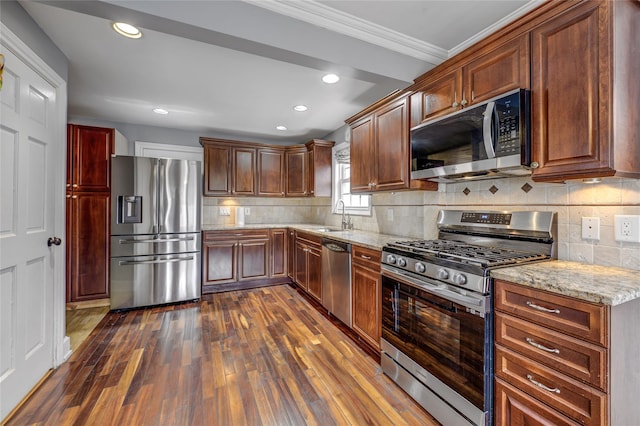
[[381, 268, 492, 425]]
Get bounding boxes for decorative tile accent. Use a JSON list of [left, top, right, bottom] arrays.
[[463, 187, 471, 196], [521, 182, 533, 193], [489, 185, 499, 194]]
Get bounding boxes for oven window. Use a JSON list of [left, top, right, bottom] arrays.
[[382, 277, 486, 410]]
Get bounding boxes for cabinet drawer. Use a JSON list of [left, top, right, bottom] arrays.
[[495, 378, 580, 426], [495, 280, 607, 346], [496, 313, 607, 391], [496, 347, 606, 425], [295, 231, 322, 246], [203, 230, 269, 242], [351, 245, 381, 270]]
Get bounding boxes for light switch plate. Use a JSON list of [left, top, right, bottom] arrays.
[[387, 208, 394, 222], [581, 217, 600, 240], [219, 207, 231, 216], [614, 215, 640, 242], [244, 207, 250, 216]]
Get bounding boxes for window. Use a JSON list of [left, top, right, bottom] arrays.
[[332, 143, 371, 215]]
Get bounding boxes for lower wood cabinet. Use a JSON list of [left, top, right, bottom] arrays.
[[351, 245, 382, 351], [494, 279, 608, 425], [293, 232, 322, 302], [202, 229, 288, 293], [66, 192, 110, 302]]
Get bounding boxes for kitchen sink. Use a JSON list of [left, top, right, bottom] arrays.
[[315, 228, 342, 233]]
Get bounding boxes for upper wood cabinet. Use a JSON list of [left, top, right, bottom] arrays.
[[201, 137, 334, 197], [67, 124, 114, 192], [410, 34, 530, 127], [285, 147, 308, 196], [306, 139, 334, 197], [530, 0, 640, 182], [347, 95, 436, 193], [258, 148, 285, 196]]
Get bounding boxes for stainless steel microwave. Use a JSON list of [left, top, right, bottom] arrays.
[[411, 89, 531, 182]]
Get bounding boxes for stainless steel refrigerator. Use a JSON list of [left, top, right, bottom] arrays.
[[110, 155, 201, 310]]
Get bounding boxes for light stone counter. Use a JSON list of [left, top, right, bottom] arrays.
[[201, 223, 412, 251], [492, 260, 640, 306]]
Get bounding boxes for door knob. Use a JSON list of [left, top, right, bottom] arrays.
[[47, 237, 62, 247]]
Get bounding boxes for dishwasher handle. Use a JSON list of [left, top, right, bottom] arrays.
[[321, 238, 351, 253]]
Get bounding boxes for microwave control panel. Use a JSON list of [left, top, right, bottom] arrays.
[[496, 114, 520, 156]]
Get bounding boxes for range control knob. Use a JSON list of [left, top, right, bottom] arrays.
[[437, 269, 449, 280], [386, 254, 396, 264], [397, 258, 407, 267], [415, 262, 426, 273], [453, 273, 467, 285]]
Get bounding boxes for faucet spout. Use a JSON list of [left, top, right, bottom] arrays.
[[337, 200, 347, 230]]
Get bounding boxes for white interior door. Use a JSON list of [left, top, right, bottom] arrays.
[[0, 44, 61, 419]]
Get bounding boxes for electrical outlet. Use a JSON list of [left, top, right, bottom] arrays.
[[244, 207, 250, 216], [581, 217, 600, 240], [219, 207, 231, 216], [614, 215, 640, 242], [387, 208, 394, 222]]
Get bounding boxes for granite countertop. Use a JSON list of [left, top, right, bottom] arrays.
[[492, 260, 640, 306], [201, 223, 411, 251]]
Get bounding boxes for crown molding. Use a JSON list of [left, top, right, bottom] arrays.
[[248, 0, 545, 64], [245, 0, 448, 64], [448, 0, 546, 56]]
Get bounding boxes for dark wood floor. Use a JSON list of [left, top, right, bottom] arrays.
[[7, 284, 439, 425]]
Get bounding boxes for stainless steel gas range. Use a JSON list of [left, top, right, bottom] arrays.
[[380, 210, 557, 426]]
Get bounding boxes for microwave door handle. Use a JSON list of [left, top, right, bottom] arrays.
[[483, 101, 497, 159]]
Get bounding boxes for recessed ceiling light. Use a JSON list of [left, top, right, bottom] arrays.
[[322, 73, 340, 84], [276, 125, 288, 131], [112, 22, 142, 39], [293, 105, 308, 112], [152, 108, 169, 115]]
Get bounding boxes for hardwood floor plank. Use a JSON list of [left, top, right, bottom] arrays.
[[6, 285, 439, 426]]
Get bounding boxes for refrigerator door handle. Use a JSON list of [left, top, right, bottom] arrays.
[[119, 256, 195, 266], [117, 236, 195, 244]]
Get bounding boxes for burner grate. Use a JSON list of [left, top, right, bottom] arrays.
[[389, 239, 549, 268]]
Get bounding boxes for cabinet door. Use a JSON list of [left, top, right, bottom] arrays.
[[374, 97, 409, 191], [203, 239, 237, 285], [287, 229, 295, 279], [270, 229, 287, 278], [68, 124, 112, 192], [495, 379, 579, 426], [238, 238, 268, 281], [285, 149, 308, 196], [258, 148, 285, 196], [306, 244, 322, 302], [67, 192, 110, 301], [531, 2, 611, 181], [350, 116, 375, 192], [352, 262, 381, 350], [232, 147, 257, 195], [410, 69, 461, 127], [463, 34, 530, 106], [203, 144, 231, 195], [294, 241, 308, 290]]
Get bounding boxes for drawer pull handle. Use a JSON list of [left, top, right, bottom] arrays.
[[526, 374, 560, 394], [526, 300, 560, 314], [361, 255, 372, 260], [526, 337, 560, 354]]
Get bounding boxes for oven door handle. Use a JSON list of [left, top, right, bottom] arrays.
[[382, 266, 487, 312]]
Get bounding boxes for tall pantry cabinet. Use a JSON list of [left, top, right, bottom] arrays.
[[66, 124, 125, 303]]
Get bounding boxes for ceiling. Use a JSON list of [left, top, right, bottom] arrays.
[[19, 0, 538, 144]]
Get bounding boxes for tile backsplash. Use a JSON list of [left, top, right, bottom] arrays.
[[202, 176, 640, 271]]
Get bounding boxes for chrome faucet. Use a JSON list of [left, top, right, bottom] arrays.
[[337, 200, 347, 230], [337, 200, 354, 230]]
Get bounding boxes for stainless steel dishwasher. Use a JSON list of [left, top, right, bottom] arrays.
[[321, 238, 352, 326]]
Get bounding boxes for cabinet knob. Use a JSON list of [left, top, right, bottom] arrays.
[[72, 184, 78, 188], [66, 194, 71, 198], [452, 101, 459, 108], [530, 161, 540, 169], [71, 195, 78, 199], [460, 99, 468, 106], [66, 184, 70, 188]]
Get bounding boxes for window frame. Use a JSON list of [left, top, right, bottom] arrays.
[[331, 143, 371, 216]]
